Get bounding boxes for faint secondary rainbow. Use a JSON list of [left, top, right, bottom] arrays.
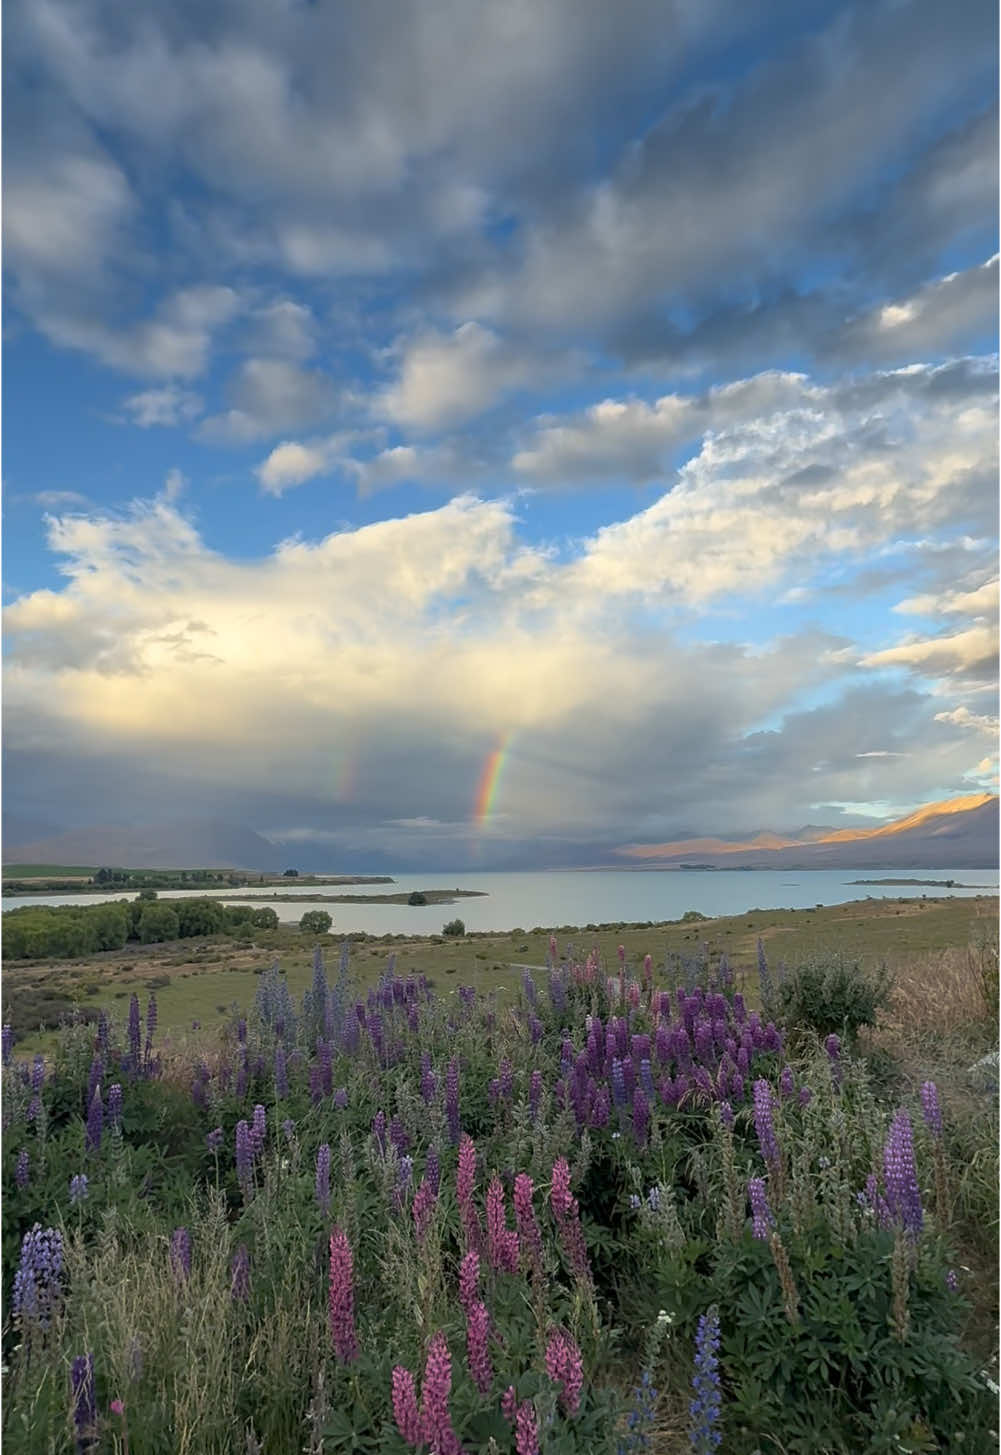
[[474, 732, 513, 828]]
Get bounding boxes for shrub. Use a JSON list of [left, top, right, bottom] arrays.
[[407, 891, 428, 906], [779, 952, 892, 1045], [681, 909, 709, 922], [299, 910, 332, 935], [442, 918, 465, 937]]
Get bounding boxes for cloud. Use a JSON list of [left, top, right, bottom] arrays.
[[27, 491, 90, 509], [123, 387, 203, 428], [199, 358, 340, 444], [833, 256, 998, 365]]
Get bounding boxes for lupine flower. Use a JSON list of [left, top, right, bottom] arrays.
[[501, 1385, 519, 1424], [426, 1146, 440, 1199], [413, 1179, 436, 1241], [550, 1157, 591, 1283], [457, 1135, 477, 1208], [250, 1104, 267, 1155], [748, 1178, 772, 1240], [513, 1173, 544, 1275], [282, 1117, 295, 1141], [445, 1058, 461, 1144], [825, 1033, 842, 1086], [611, 1058, 627, 1108], [15, 1149, 30, 1188], [752, 1080, 780, 1166], [86, 1088, 103, 1154], [235, 1120, 253, 1191], [13, 1224, 63, 1323], [529, 1069, 543, 1120], [945, 1268, 958, 1293], [719, 1101, 734, 1130], [689, 1306, 722, 1452], [458, 1250, 480, 1312], [328, 1227, 359, 1363], [864, 1173, 892, 1229], [798, 1087, 811, 1108], [779, 1066, 795, 1099], [920, 1081, 943, 1139], [486, 1175, 512, 1271], [632, 1088, 650, 1148], [274, 1047, 288, 1099], [392, 1367, 422, 1447], [420, 1054, 437, 1103], [316, 1143, 331, 1214], [206, 1127, 223, 1153], [333, 1087, 348, 1109], [545, 1328, 583, 1415], [170, 1227, 191, 1282], [420, 1331, 461, 1455], [619, 1369, 658, 1454], [883, 1108, 922, 1235], [71, 1355, 96, 1451], [31, 1053, 45, 1092], [69, 1173, 89, 1205], [465, 1299, 493, 1393], [515, 1399, 540, 1455], [230, 1244, 250, 1302]]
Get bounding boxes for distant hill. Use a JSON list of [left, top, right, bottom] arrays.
[[4, 819, 283, 872], [617, 794, 999, 869]]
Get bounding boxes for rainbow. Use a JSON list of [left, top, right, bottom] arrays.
[[474, 732, 512, 827]]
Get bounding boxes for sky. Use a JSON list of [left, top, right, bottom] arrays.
[[3, 0, 999, 870]]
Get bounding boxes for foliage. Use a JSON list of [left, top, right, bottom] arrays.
[[442, 918, 466, 937], [408, 892, 428, 906], [779, 952, 892, 1045], [1, 930, 995, 1453], [299, 910, 333, 935]]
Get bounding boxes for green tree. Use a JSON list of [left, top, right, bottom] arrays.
[[408, 891, 428, 906], [251, 907, 279, 930], [283, 868, 300, 878], [137, 904, 181, 944], [138, 887, 158, 902], [176, 898, 227, 938], [300, 910, 332, 935], [442, 918, 465, 937], [90, 903, 130, 951]]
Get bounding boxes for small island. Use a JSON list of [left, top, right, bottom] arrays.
[[847, 877, 977, 888]]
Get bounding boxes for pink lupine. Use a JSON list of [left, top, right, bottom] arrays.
[[465, 1299, 492, 1394], [550, 1158, 591, 1284], [486, 1176, 518, 1273], [501, 1385, 518, 1424], [420, 1332, 461, 1455], [392, 1367, 422, 1447], [413, 1179, 436, 1242], [458, 1250, 480, 1313], [545, 1329, 583, 1416], [514, 1173, 544, 1276], [515, 1400, 540, 1455], [328, 1228, 359, 1364]]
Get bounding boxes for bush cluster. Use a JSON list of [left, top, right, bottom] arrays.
[[3, 897, 280, 961]]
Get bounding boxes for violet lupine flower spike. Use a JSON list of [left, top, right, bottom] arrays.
[[919, 1081, 943, 1139], [71, 1355, 97, 1453], [689, 1306, 722, 1453], [550, 1157, 591, 1285], [883, 1108, 923, 1237], [12, 1224, 63, 1325], [747, 1178, 772, 1241], [328, 1227, 359, 1363], [170, 1227, 191, 1282], [465, 1299, 493, 1394]]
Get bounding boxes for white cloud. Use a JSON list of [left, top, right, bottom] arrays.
[[380, 323, 551, 431], [200, 358, 339, 444], [123, 386, 203, 428], [256, 440, 337, 495]]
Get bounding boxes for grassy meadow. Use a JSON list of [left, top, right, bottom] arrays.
[[2, 895, 998, 1452]]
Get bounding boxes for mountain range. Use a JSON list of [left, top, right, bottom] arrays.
[[615, 794, 999, 870], [3, 795, 997, 873]]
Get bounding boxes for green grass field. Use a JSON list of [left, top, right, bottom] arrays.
[[5, 892, 995, 1054], [2, 863, 101, 878]]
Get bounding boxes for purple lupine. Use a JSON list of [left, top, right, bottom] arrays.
[[920, 1081, 943, 1139], [501, 1386, 519, 1425], [522, 968, 537, 1005], [235, 1120, 254, 1191], [632, 1088, 651, 1148], [15, 1148, 30, 1189], [500, 1058, 514, 1100], [550, 1157, 591, 1284], [328, 1227, 359, 1363], [274, 1047, 288, 1099], [639, 1058, 656, 1099], [719, 1100, 734, 1130], [798, 1087, 812, 1108], [2, 1024, 12, 1066], [420, 1054, 437, 1104], [390, 1116, 411, 1156], [316, 1143, 331, 1214], [71, 1355, 96, 1451], [317, 1038, 333, 1097], [206, 1127, 223, 1153], [69, 1173, 89, 1205], [883, 1108, 923, 1236], [413, 1179, 436, 1241], [748, 1178, 772, 1240], [230, 1243, 250, 1302], [825, 1034, 842, 1086], [689, 1306, 722, 1454], [779, 1066, 795, 1099], [31, 1054, 46, 1092], [945, 1269, 958, 1293], [445, 1058, 460, 1145], [529, 1070, 543, 1121], [372, 1110, 387, 1156], [250, 1104, 267, 1156], [12, 1224, 63, 1324], [752, 1080, 780, 1166], [458, 1249, 480, 1313], [545, 1328, 583, 1416], [426, 1146, 440, 1199], [392, 1367, 422, 1448], [333, 1087, 348, 1109], [611, 1058, 627, 1108], [465, 1299, 493, 1394], [170, 1227, 191, 1282], [864, 1173, 892, 1229], [513, 1173, 544, 1275], [85, 1088, 103, 1154], [420, 1331, 460, 1455]]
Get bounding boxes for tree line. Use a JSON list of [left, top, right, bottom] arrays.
[[2, 896, 280, 961]]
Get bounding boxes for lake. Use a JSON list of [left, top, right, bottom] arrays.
[[3, 867, 997, 935]]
